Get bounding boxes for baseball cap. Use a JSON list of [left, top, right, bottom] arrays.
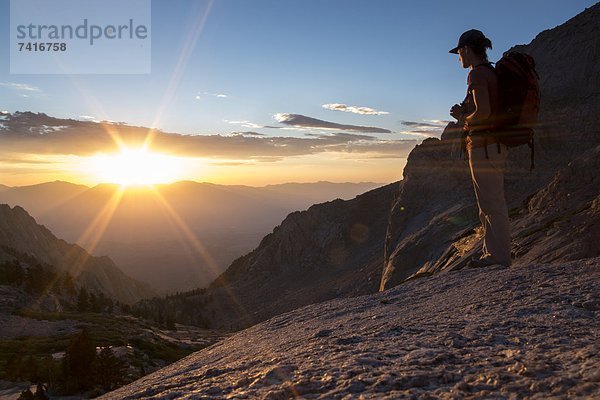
[[449, 29, 487, 54]]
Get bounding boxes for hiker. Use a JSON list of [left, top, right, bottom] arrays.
[[449, 29, 512, 268]]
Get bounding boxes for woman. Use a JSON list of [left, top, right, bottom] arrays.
[[449, 29, 511, 268]]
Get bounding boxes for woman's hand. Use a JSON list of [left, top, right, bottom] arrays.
[[450, 104, 464, 120]]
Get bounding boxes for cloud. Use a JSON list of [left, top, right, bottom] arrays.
[[78, 115, 100, 123], [225, 120, 266, 129], [304, 132, 376, 142], [0, 157, 55, 165], [323, 103, 389, 115], [399, 120, 449, 138], [197, 92, 228, 100], [225, 120, 280, 130], [231, 131, 265, 136], [0, 82, 42, 92], [424, 119, 451, 125], [0, 112, 416, 161], [209, 161, 249, 166], [401, 121, 441, 128], [274, 113, 391, 134]]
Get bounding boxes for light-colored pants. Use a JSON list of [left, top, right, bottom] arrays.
[[468, 140, 511, 266]]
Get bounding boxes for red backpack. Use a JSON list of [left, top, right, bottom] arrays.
[[491, 52, 540, 168]]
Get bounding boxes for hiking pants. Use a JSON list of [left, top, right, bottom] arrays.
[[468, 141, 511, 266]]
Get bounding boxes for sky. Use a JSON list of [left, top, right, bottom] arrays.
[[0, 0, 597, 187]]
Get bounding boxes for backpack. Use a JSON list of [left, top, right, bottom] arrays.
[[487, 52, 540, 168]]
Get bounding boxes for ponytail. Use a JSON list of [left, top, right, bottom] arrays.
[[469, 37, 492, 62]]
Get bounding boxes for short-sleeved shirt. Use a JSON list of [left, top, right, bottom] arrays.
[[466, 64, 499, 133], [465, 63, 499, 149]]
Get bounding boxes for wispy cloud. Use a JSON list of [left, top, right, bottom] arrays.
[[196, 92, 228, 100], [323, 103, 389, 115], [424, 119, 451, 125], [225, 120, 280, 129], [0, 157, 54, 165], [0, 82, 43, 92], [275, 113, 391, 134], [231, 131, 265, 136], [304, 132, 376, 142], [401, 121, 440, 128], [399, 120, 448, 138], [225, 120, 266, 129], [78, 115, 100, 123]]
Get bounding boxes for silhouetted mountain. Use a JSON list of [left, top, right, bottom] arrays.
[[0, 180, 380, 293], [0, 180, 88, 216], [206, 182, 397, 329], [0, 204, 154, 303]]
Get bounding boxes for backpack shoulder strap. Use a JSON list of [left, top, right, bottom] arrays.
[[476, 62, 496, 74]]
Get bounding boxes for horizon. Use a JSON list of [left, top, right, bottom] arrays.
[[1, 1, 597, 187], [0, 177, 386, 189]]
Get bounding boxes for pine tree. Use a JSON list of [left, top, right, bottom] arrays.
[[63, 328, 96, 391], [77, 287, 90, 312], [95, 347, 126, 390], [62, 273, 77, 297], [4, 352, 23, 380]]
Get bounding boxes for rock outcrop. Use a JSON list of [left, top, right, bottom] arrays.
[[0, 204, 154, 303]]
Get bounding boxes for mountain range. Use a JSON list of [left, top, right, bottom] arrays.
[[0, 204, 153, 303], [0, 179, 381, 293]]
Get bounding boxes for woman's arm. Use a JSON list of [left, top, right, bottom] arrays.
[[465, 70, 491, 129]]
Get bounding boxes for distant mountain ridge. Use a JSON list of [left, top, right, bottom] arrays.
[[0, 180, 381, 293], [0, 204, 153, 303]]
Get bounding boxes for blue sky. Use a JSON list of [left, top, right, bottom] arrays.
[[0, 0, 597, 186], [1, 0, 596, 135]]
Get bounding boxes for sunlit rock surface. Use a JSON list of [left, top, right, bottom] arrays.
[[102, 257, 599, 399]]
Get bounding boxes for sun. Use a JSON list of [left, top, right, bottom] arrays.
[[88, 148, 187, 186]]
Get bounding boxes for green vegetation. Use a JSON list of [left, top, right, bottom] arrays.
[[0, 316, 206, 397], [4, 329, 126, 395], [132, 287, 215, 329], [0, 248, 222, 397]]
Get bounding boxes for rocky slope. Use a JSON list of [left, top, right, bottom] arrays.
[[0, 204, 153, 303], [102, 257, 599, 399], [205, 182, 397, 329]]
